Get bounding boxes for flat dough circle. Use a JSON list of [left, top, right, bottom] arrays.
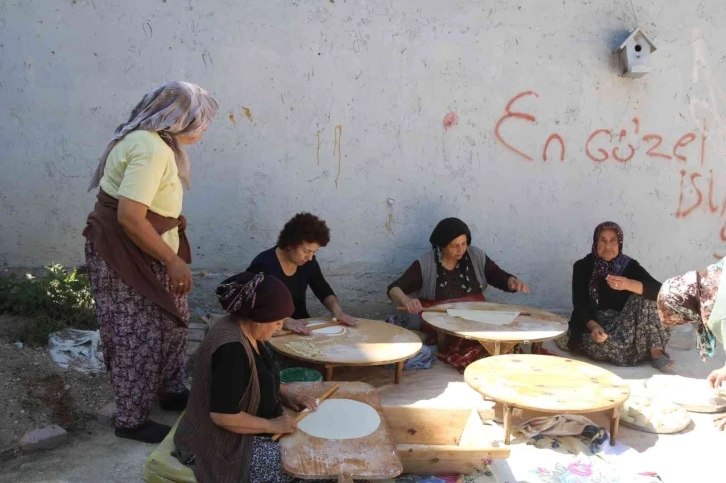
[[312, 325, 346, 335], [308, 320, 346, 336], [298, 399, 380, 440]]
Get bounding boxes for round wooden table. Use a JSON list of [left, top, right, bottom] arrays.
[[420, 301, 567, 356], [464, 354, 631, 445], [270, 318, 422, 384]]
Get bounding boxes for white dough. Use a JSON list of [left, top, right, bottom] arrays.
[[298, 399, 381, 440], [312, 325, 346, 335], [447, 309, 520, 325], [308, 320, 346, 336]]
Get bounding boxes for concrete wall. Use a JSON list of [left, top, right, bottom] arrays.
[[1, 0, 725, 316]]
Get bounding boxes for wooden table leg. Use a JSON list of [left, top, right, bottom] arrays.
[[531, 342, 542, 354], [479, 340, 517, 356], [609, 406, 620, 446], [394, 361, 404, 384], [436, 331, 447, 353], [503, 404, 513, 444], [325, 365, 333, 381]]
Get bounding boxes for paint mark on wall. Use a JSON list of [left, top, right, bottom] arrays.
[[443, 112, 458, 130], [333, 125, 342, 188], [242, 107, 253, 121], [143, 21, 153, 39], [202, 50, 213, 69], [228, 113, 237, 126], [317, 130, 321, 166]]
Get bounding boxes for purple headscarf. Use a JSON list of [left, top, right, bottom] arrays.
[[589, 222, 632, 305]]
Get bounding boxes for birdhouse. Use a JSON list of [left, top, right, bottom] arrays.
[[615, 28, 657, 78]]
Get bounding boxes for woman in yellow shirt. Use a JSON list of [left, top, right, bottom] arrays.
[[83, 81, 218, 443]]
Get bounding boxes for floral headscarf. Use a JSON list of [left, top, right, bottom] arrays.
[[589, 222, 632, 305], [88, 81, 218, 191], [658, 258, 725, 361]]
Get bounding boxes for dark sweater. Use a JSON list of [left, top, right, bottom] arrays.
[[569, 254, 661, 346], [247, 247, 335, 319]]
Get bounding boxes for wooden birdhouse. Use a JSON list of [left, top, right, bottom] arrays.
[[616, 28, 657, 78]]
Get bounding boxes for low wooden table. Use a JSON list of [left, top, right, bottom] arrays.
[[270, 318, 422, 384], [421, 301, 567, 356], [279, 381, 402, 482], [464, 354, 631, 445]]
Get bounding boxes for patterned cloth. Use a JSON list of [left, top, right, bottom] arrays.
[[85, 241, 189, 428], [183, 436, 337, 483], [589, 222, 632, 305], [658, 257, 724, 360], [580, 295, 670, 366]]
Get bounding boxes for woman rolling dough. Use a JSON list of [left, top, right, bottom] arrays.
[[658, 257, 726, 429], [174, 272, 318, 482], [247, 212, 357, 335]]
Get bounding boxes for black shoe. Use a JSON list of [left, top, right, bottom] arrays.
[[159, 389, 189, 412], [115, 420, 171, 444]]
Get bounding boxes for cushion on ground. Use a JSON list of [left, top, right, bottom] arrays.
[[143, 416, 196, 483]]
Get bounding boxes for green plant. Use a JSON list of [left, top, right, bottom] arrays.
[[0, 264, 97, 345]]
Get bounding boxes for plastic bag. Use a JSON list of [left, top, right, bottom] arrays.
[[48, 328, 105, 373]]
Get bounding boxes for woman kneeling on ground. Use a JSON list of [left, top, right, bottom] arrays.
[[174, 272, 318, 483], [568, 222, 672, 370], [387, 217, 529, 370], [658, 257, 726, 429]]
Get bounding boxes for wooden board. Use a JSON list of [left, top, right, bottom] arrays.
[[279, 381, 402, 480], [270, 318, 422, 367], [464, 354, 630, 413], [422, 309, 567, 343], [382, 406, 509, 476], [645, 375, 726, 413]]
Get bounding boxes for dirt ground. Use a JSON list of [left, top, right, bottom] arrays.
[[0, 316, 113, 463]]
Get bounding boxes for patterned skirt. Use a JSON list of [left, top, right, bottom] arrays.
[[580, 295, 670, 366], [184, 436, 336, 483]]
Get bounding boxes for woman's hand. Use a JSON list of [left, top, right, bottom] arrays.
[[283, 318, 311, 335], [281, 392, 319, 412], [707, 366, 726, 389], [606, 275, 632, 292], [507, 277, 530, 293], [590, 326, 608, 343], [401, 297, 423, 315], [268, 415, 298, 435], [168, 256, 193, 293], [334, 312, 358, 327]]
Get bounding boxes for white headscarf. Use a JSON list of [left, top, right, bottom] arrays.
[[88, 81, 218, 191]]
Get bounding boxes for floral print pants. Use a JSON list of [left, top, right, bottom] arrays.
[[85, 241, 188, 428], [580, 295, 670, 366]]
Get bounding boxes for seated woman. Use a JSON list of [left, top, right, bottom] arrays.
[[174, 272, 317, 483], [568, 221, 672, 370], [247, 213, 356, 335], [658, 257, 725, 428], [387, 217, 529, 370]]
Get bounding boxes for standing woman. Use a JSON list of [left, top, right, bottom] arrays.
[[83, 82, 218, 443]]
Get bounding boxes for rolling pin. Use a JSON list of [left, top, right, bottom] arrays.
[[396, 306, 531, 316], [272, 320, 343, 337], [271, 384, 340, 441]]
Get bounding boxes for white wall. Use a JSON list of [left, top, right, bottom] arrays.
[[1, 0, 724, 315]]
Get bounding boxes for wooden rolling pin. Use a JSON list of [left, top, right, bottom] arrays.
[[272, 320, 343, 337], [397, 306, 531, 316], [271, 384, 340, 441]]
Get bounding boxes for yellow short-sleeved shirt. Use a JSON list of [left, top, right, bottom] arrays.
[[100, 130, 183, 253]]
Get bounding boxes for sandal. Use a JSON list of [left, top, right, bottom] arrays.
[[651, 352, 674, 372]]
